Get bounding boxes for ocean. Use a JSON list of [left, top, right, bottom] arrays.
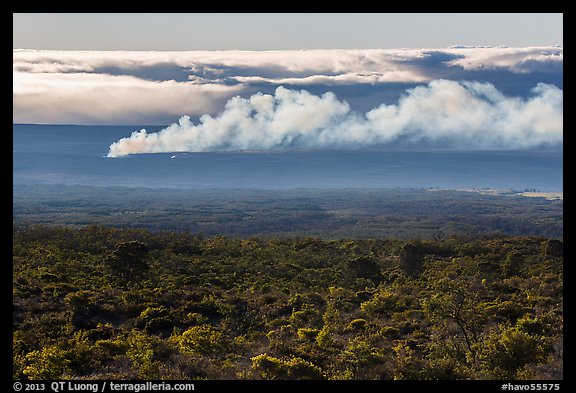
[[13, 124, 563, 192]]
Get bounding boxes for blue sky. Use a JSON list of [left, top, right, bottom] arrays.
[[13, 13, 562, 50]]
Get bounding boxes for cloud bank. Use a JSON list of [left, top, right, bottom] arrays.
[[13, 47, 562, 125], [107, 80, 562, 156]]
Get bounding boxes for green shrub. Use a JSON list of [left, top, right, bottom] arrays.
[[346, 318, 367, 331], [251, 353, 325, 380], [94, 338, 129, 358], [185, 312, 209, 325], [516, 316, 546, 336], [23, 346, 70, 380], [346, 257, 382, 284], [315, 327, 334, 348], [476, 326, 548, 379], [360, 289, 399, 316], [137, 306, 173, 335], [380, 326, 401, 339], [179, 325, 224, 354], [289, 307, 320, 327], [297, 328, 320, 340]]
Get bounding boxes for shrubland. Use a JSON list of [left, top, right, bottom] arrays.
[[13, 224, 563, 380]]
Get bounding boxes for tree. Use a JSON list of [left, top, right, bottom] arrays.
[[107, 241, 149, 281], [423, 279, 484, 362], [399, 243, 424, 277]]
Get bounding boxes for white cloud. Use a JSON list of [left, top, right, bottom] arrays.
[[444, 46, 563, 72], [13, 71, 244, 124], [13, 47, 563, 125]]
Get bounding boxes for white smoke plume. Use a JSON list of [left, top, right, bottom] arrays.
[[107, 80, 562, 157]]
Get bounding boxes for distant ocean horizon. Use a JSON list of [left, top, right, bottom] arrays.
[[13, 124, 563, 192]]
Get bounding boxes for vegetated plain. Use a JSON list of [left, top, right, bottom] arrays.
[[12, 184, 563, 380], [13, 185, 563, 239]]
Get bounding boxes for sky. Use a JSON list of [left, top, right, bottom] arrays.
[[13, 13, 563, 153], [13, 13, 563, 50]]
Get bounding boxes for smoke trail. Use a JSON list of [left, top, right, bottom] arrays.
[[107, 80, 562, 157]]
